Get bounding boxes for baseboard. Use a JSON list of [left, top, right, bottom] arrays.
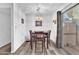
[[0, 43, 11, 49], [50, 39, 56, 47], [26, 40, 30, 42], [14, 41, 26, 54]]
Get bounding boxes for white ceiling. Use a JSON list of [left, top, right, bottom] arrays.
[[17, 3, 70, 15]]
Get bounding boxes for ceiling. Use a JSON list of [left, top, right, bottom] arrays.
[[17, 3, 70, 15]]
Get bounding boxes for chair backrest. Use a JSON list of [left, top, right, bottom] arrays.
[[35, 32, 44, 40], [29, 30, 32, 33], [29, 30, 32, 39], [48, 30, 51, 38], [29, 30, 35, 37], [29, 30, 32, 35]]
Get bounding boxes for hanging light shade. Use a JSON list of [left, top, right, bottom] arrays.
[[36, 16, 43, 21], [36, 4, 43, 21]]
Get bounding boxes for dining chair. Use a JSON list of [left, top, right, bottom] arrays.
[[35, 32, 45, 52], [29, 30, 32, 49], [48, 30, 51, 44], [44, 30, 51, 48], [29, 30, 35, 49]]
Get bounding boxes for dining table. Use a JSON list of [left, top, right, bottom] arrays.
[[30, 31, 49, 49]]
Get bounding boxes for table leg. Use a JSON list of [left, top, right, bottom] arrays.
[[30, 38, 32, 49], [47, 37, 48, 49]]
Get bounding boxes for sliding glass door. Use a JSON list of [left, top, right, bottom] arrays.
[[62, 4, 79, 47]]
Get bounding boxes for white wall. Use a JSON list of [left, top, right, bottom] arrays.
[[25, 14, 57, 44], [51, 13, 57, 44], [0, 4, 11, 48], [11, 4, 26, 53]]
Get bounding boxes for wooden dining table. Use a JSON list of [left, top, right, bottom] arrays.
[[30, 31, 49, 49]]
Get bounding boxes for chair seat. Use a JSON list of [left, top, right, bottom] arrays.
[[44, 35, 47, 38], [36, 38, 44, 41]]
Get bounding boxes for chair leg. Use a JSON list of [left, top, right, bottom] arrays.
[[30, 39, 32, 49], [44, 39, 45, 50], [42, 41, 43, 52], [35, 40, 37, 53], [47, 38, 49, 49], [49, 38, 50, 44], [44, 39, 45, 48]]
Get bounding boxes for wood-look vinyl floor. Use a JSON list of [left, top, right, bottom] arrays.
[[1, 41, 79, 55], [12, 41, 79, 55], [0, 43, 11, 55]]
